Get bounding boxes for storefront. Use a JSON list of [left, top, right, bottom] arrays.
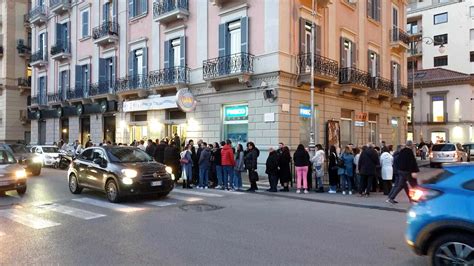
[[223, 104, 248, 145]]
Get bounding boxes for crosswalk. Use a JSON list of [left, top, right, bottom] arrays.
[[0, 187, 246, 236]]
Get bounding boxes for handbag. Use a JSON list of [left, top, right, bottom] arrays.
[[249, 170, 259, 182]]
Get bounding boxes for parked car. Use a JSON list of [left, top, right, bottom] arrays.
[[0, 148, 28, 195], [463, 143, 474, 160], [67, 146, 174, 203], [429, 143, 468, 168], [0, 143, 42, 176], [32, 145, 61, 167], [405, 163, 474, 265]]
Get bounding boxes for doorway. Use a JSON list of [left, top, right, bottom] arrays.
[[129, 125, 148, 144], [38, 120, 46, 145], [80, 117, 90, 145], [103, 116, 116, 143], [61, 118, 69, 143]]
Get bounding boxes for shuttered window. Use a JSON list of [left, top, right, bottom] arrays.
[[340, 38, 356, 68], [218, 17, 249, 57], [129, 0, 148, 19], [367, 0, 381, 21], [164, 37, 186, 68], [81, 10, 89, 38]]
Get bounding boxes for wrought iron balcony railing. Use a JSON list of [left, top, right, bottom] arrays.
[[367, 76, 393, 93], [90, 81, 116, 96], [390, 27, 410, 45], [32, 93, 47, 106], [153, 0, 189, 19], [297, 53, 339, 79], [51, 41, 70, 56], [48, 90, 68, 103], [121, 75, 149, 92], [18, 77, 31, 87], [30, 50, 47, 64], [203, 52, 254, 80], [401, 85, 413, 98], [339, 67, 370, 88], [49, 0, 71, 10], [28, 5, 47, 21], [148, 66, 190, 87], [92, 22, 119, 41], [67, 87, 87, 100]]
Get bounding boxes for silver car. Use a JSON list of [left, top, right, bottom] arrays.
[[429, 143, 468, 168], [0, 148, 27, 195]]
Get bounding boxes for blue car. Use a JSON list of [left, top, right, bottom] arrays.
[[406, 163, 474, 265]]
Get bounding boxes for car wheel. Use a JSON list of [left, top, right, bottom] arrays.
[[16, 186, 27, 195], [69, 174, 83, 194], [106, 179, 121, 203], [428, 233, 474, 266]]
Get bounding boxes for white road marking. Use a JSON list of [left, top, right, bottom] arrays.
[[0, 209, 61, 229], [217, 190, 246, 195], [146, 201, 176, 207], [72, 198, 145, 213], [36, 203, 106, 220], [167, 195, 203, 202], [173, 189, 223, 197]]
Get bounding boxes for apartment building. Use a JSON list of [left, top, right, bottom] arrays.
[[0, 0, 32, 143], [408, 0, 474, 144], [28, 0, 410, 157]]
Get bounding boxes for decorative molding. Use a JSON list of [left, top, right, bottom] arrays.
[[128, 37, 148, 46], [218, 3, 249, 17]]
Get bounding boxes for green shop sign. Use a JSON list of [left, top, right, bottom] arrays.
[[224, 105, 248, 121]]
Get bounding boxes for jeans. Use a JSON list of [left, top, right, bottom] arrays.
[[199, 167, 209, 187], [222, 165, 233, 188], [359, 174, 374, 195], [215, 165, 223, 186], [183, 164, 192, 182], [341, 174, 352, 191], [233, 170, 242, 189], [421, 151, 426, 160], [268, 174, 278, 191], [389, 170, 409, 200], [295, 166, 308, 189], [354, 174, 361, 191]]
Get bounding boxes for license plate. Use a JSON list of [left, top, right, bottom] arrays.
[[0, 180, 13, 186], [151, 181, 162, 186]]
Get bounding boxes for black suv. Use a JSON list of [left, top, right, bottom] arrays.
[[67, 146, 174, 202], [0, 143, 42, 176]]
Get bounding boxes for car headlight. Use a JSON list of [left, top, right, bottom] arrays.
[[121, 169, 138, 178], [15, 169, 27, 179], [32, 156, 42, 163], [165, 166, 172, 174], [122, 177, 134, 185]]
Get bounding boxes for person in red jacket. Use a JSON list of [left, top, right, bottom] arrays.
[[221, 139, 235, 190]]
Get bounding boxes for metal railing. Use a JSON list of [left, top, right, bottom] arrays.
[[427, 113, 448, 124], [18, 77, 31, 87], [17, 42, 31, 55], [92, 22, 119, 40], [368, 76, 393, 93], [297, 53, 339, 79], [48, 91, 68, 103], [30, 50, 47, 63], [148, 66, 190, 87], [401, 85, 413, 98], [90, 81, 116, 96], [203, 52, 254, 80], [339, 67, 370, 88], [32, 93, 47, 105], [390, 27, 410, 45], [49, 0, 71, 10], [67, 87, 87, 100], [153, 0, 189, 19], [51, 41, 71, 56], [28, 5, 47, 21]]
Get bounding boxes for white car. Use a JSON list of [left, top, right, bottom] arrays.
[[32, 145, 61, 166], [429, 143, 468, 168]]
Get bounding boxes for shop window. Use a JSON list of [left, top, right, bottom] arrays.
[[340, 109, 353, 148], [223, 104, 248, 146], [431, 131, 446, 143], [167, 109, 186, 120], [132, 112, 147, 122], [431, 95, 445, 122], [368, 113, 378, 144], [470, 51, 474, 62]]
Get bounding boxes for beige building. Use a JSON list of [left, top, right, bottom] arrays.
[[0, 0, 31, 143]]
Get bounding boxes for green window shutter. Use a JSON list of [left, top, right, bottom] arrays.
[[240, 16, 249, 54]]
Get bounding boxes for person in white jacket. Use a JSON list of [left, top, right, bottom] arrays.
[[311, 144, 326, 193], [380, 146, 394, 195]]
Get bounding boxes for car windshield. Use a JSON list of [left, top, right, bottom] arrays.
[[42, 147, 60, 153], [0, 150, 16, 164], [432, 144, 455, 151], [8, 144, 29, 153], [107, 148, 153, 163]]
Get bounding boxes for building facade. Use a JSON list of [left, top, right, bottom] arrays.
[[408, 0, 474, 144], [29, 0, 410, 161], [0, 0, 32, 143]]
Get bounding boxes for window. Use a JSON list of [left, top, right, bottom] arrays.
[[470, 6, 474, 17], [434, 12, 448, 24], [171, 38, 181, 67], [134, 49, 143, 76], [58, 70, 69, 94], [391, 61, 401, 96], [81, 65, 89, 90], [408, 60, 418, 71], [368, 50, 379, 77], [434, 56, 448, 67], [129, 0, 148, 19], [340, 109, 353, 148], [367, 0, 381, 21], [471, 29, 474, 40], [340, 39, 355, 68], [103, 2, 110, 23], [471, 52, 474, 62], [107, 58, 114, 85], [433, 34, 448, 45], [406, 22, 419, 34], [80, 149, 93, 161], [81, 10, 89, 38], [368, 113, 378, 144], [431, 95, 445, 122], [462, 180, 474, 191], [228, 20, 241, 55]]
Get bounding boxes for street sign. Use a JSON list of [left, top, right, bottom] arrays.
[[355, 112, 368, 121]]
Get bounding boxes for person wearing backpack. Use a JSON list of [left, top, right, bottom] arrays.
[[338, 145, 355, 195], [328, 145, 339, 194]]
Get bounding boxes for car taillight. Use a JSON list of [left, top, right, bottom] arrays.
[[409, 188, 442, 202]]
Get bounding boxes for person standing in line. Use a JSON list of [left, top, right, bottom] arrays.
[[305, 148, 313, 190], [164, 141, 180, 184], [198, 142, 210, 189], [213, 142, 223, 189], [311, 144, 325, 193], [244, 142, 259, 192], [391, 145, 410, 201], [293, 144, 310, 194], [358, 144, 379, 197], [154, 139, 167, 164], [265, 147, 279, 192], [145, 139, 156, 157], [180, 144, 193, 189], [191, 140, 200, 186], [387, 140, 419, 204], [221, 139, 235, 191], [338, 145, 354, 195], [328, 145, 339, 193], [278, 146, 291, 192], [173, 133, 181, 152], [352, 147, 361, 191], [233, 144, 245, 191], [380, 146, 394, 195], [137, 140, 146, 151]]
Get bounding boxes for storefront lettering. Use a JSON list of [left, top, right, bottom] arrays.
[[123, 97, 177, 112], [176, 88, 197, 112]]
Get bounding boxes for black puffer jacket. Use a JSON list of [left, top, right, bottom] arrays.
[[163, 145, 180, 175], [154, 143, 167, 163], [265, 151, 279, 175], [244, 149, 258, 170]]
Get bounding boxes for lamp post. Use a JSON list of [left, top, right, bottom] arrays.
[[309, 0, 316, 156]]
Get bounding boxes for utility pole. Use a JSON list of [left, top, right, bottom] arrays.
[[309, 0, 316, 157]]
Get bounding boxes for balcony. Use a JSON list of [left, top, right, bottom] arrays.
[[115, 75, 150, 98], [427, 113, 448, 124], [367, 77, 393, 100], [203, 52, 254, 87], [47, 91, 68, 105], [92, 22, 119, 46], [148, 66, 190, 90], [408, 43, 423, 58], [390, 27, 410, 51], [89, 81, 118, 101], [338, 67, 370, 95], [28, 5, 48, 26], [407, 27, 422, 38], [67, 87, 90, 103], [18, 77, 31, 95], [153, 0, 189, 24], [50, 41, 71, 61], [30, 50, 48, 68], [392, 85, 412, 105], [49, 0, 71, 15], [17, 40, 31, 58], [31, 93, 47, 108], [297, 53, 339, 86]]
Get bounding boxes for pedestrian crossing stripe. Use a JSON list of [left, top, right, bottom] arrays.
[[167, 195, 203, 202], [0, 209, 61, 229], [172, 189, 224, 198], [36, 203, 106, 220], [146, 201, 176, 207], [72, 198, 145, 213]]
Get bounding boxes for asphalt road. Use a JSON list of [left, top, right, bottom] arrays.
[[0, 168, 427, 265]]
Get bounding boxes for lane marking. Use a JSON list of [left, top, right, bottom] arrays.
[[146, 201, 176, 207], [72, 198, 145, 213], [172, 189, 223, 198], [0, 209, 61, 229], [167, 195, 203, 202], [36, 203, 106, 220]]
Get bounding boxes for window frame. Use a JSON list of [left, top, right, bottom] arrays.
[[433, 34, 448, 46], [431, 94, 446, 122], [471, 51, 474, 63], [433, 12, 448, 25], [81, 9, 90, 39], [367, 0, 381, 22], [434, 55, 448, 67]]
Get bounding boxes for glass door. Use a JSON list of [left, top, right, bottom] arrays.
[[129, 125, 148, 144]]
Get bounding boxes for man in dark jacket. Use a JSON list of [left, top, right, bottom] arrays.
[[145, 139, 156, 157], [244, 142, 259, 191], [154, 140, 167, 163], [163, 141, 180, 178], [387, 141, 419, 204], [265, 148, 279, 192], [358, 144, 380, 196], [198, 142, 211, 189]]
